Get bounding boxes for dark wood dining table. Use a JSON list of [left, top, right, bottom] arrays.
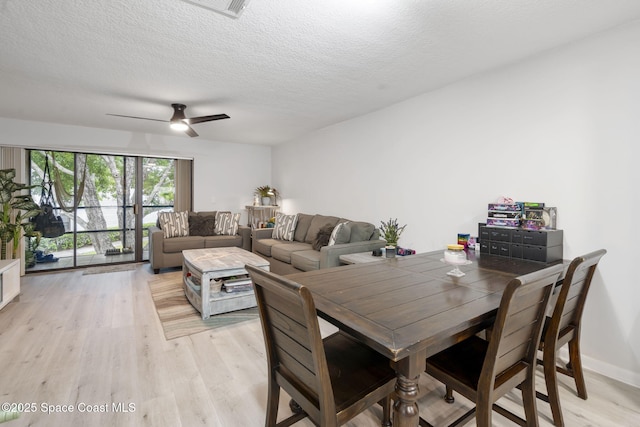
[[287, 250, 566, 427]]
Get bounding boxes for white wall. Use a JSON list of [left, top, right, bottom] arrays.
[[273, 21, 640, 386], [0, 118, 271, 223]]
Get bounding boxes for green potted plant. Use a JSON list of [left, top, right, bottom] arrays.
[[255, 185, 273, 206], [379, 218, 406, 258], [0, 168, 42, 260], [23, 222, 42, 268]]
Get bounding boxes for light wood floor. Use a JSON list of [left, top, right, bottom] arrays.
[[1, 265, 638, 426]]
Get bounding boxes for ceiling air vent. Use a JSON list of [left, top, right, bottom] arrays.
[[184, 0, 251, 19]]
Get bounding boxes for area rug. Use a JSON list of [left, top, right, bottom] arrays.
[[148, 271, 259, 340], [83, 263, 140, 275]]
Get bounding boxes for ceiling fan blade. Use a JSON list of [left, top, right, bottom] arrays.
[[184, 125, 199, 138], [186, 114, 230, 125], [106, 113, 168, 123]]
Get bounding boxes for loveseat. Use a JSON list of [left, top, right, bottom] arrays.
[[148, 211, 251, 274], [252, 213, 385, 275]]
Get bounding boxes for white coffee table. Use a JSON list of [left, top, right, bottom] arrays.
[[182, 247, 270, 319]]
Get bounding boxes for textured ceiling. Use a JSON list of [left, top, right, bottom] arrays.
[[2, 0, 640, 145]]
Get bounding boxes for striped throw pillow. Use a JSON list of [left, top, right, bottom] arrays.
[[158, 211, 189, 238], [215, 212, 241, 236], [328, 221, 351, 246], [273, 213, 298, 241]]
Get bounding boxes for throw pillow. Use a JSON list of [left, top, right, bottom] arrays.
[[304, 215, 340, 244], [273, 213, 298, 241], [348, 222, 376, 242], [189, 215, 216, 236], [328, 221, 351, 246], [158, 211, 189, 238], [312, 224, 335, 251], [214, 212, 240, 236]]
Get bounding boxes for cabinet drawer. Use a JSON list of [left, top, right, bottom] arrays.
[[489, 242, 501, 255], [522, 245, 563, 263], [511, 230, 523, 244], [511, 243, 523, 258], [490, 229, 511, 242], [498, 242, 511, 257], [479, 226, 491, 242], [520, 229, 563, 247], [523, 245, 546, 262]]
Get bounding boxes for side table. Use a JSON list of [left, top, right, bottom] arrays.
[[339, 251, 386, 265], [246, 205, 279, 229]]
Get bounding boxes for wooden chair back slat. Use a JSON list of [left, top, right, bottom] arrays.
[[557, 271, 588, 332], [262, 291, 316, 368]]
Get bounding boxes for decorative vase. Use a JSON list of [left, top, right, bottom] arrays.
[[385, 245, 396, 258], [261, 196, 272, 206]]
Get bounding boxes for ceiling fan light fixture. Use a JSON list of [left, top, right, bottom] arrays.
[[170, 121, 189, 131], [107, 102, 229, 138]]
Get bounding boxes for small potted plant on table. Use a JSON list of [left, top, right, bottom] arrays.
[[255, 185, 273, 206], [379, 218, 406, 258]]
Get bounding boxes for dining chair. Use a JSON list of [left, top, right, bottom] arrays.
[[246, 264, 396, 427], [537, 249, 606, 427], [421, 263, 565, 427]]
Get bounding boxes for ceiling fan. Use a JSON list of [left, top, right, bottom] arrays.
[[107, 103, 230, 137]]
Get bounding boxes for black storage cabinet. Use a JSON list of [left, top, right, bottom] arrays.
[[479, 224, 563, 263]]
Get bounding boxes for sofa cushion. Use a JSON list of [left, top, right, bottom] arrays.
[[291, 250, 321, 272], [253, 238, 282, 257], [329, 221, 351, 246], [195, 211, 217, 217], [163, 235, 204, 253], [272, 242, 314, 264], [189, 214, 216, 236], [312, 224, 335, 251], [293, 213, 314, 242], [215, 212, 240, 236], [273, 213, 298, 241], [204, 235, 242, 248], [159, 211, 189, 238], [349, 221, 376, 242], [304, 215, 340, 244]]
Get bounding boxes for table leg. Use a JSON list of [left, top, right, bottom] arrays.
[[201, 271, 211, 319], [393, 351, 426, 427], [394, 373, 420, 426]]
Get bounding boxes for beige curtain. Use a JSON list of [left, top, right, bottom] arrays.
[[174, 159, 193, 212], [0, 146, 28, 274]]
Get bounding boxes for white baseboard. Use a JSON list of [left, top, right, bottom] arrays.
[[558, 348, 640, 389]]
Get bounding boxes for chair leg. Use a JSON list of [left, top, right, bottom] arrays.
[[475, 394, 493, 427], [444, 385, 455, 403], [521, 376, 540, 427], [379, 397, 392, 427], [265, 382, 280, 427], [543, 346, 564, 427], [568, 338, 588, 400]]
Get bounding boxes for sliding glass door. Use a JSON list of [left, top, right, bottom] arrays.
[[27, 150, 179, 272]]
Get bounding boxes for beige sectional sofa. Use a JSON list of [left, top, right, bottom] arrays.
[[148, 211, 250, 273], [252, 213, 385, 275]]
